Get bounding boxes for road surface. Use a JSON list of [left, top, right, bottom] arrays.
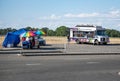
[[0, 55, 120, 81]]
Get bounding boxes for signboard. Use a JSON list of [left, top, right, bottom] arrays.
[[77, 27, 96, 31]]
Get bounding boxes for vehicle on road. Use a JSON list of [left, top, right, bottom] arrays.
[[69, 25, 109, 45], [38, 36, 46, 46], [22, 36, 40, 49]]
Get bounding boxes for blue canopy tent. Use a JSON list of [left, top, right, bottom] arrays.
[[2, 32, 20, 47], [2, 28, 27, 47], [12, 28, 27, 35]]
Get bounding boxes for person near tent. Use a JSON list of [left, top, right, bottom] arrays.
[[67, 35, 70, 43], [32, 36, 35, 46], [29, 36, 35, 49], [22, 37, 26, 41]]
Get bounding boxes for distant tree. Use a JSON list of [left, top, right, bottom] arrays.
[[0, 29, 5, 35], [106, 29, 120, 37], [25, 26, 39, 31], [25, 26, 33, 31], [0, 27, 16, 35], [47, 30, 56, 36], [40, 27, 49, 35], [55, 26, 68, 36]]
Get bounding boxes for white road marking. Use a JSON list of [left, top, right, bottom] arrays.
[[26, 63, 41, 66], [17, 54, 22, 56], [80, 58, 89, 60], [64, 58, 89, 60], [86, 62, 100, 64], [118, 72, 120, 75]]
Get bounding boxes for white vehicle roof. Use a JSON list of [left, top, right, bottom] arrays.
[[70, 25, 105, 31]]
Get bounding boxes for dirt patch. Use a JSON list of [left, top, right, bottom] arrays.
[[44, 36, 67, 44], [0, 36, 5, 48], [109, 38, 120, 44]]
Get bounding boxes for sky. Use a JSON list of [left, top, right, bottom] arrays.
[[0, 0, 120, 31]]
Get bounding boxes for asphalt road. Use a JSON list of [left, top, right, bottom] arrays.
[[0, 55, 120, 81]]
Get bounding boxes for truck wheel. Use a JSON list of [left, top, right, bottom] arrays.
[[76, 40, 81, 44], [94, 40, 99, 45], [103, 42, 107, 45], [37, 45, 40, 48], [30, 45, 33, 49]]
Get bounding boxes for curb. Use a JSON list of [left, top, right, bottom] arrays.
[[0, 48, 22, 51], [0, 50, 63, 54], [0, 50, 120, 56], [21, 53, 120, 56]]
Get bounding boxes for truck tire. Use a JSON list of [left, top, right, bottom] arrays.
[[76, 39, 81, 44], [37, 45, 40, 48], [30, 45, 33, 49], [103, 42, 107, 45], [94, 40, 100, 45]]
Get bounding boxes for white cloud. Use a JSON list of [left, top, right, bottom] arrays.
[[40, 14, 61, 20], [50, 14, 61, 19], [64, 13, 99, 18], [39, 9, 120, 21], [64, 9, 120, 19], [37, 9, 120, 31], [118, 24, 120, 27], [109, 10, 120, 18], [102, 9, 120, 18], [109, 10, 120, 16]]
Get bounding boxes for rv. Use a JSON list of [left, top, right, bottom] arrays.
[[69, 25, 109, 45]]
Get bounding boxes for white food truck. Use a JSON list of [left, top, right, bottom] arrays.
[[69, 25, 109, 45]]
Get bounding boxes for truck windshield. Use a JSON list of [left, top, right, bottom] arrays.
[[96, 30, 106, 36]]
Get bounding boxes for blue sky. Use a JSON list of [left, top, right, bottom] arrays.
[[0, 0, 120, 31]]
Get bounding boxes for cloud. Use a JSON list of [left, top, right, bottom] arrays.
[[40, 14, 61, 20], [110, 10, 120, 15], [109, 10, 120, 17], [36, 9, 120, 31], [50, 14, 61, 20], [64, 13, 99, 18], [118, 24, 120, 27], [98, 9, 120, 18], [64, 9, 120, 19], [39, 9, 120, 21]]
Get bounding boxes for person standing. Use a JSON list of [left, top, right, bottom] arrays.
[[67, 35, 70, 43]]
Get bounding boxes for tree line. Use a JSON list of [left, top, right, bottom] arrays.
[[0, 26, 120, 37], [25, 26, 69, 36], [105, 29, 120, 37], [0, 26, 69, 36]]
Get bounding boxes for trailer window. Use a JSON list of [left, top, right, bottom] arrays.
[[73, 31, 95, 38], [73, 31, 84, 37], [87, 32, 94, 38], [83, 32, 94, 38]]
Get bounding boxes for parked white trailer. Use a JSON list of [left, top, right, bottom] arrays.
[[69, 25, 109, 45]]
